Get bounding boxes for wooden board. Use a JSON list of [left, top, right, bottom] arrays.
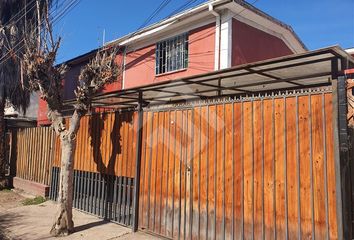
[[285, 97, 299, 240]]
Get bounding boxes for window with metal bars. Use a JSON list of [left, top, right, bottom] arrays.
[[155, 33, 188, 75]]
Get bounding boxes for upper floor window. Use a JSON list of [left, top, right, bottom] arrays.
[[155, 33, 188, 75]]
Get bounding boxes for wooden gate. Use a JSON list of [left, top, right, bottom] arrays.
[[49, 111, 138, 227], [138, 89, 339, 239]]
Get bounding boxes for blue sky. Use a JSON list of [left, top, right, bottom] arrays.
[[53, 0, 354, 63]]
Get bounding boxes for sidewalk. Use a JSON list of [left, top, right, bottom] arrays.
[[0, 190, 160, 240]]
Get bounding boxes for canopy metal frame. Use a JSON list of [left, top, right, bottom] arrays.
[[64, 46, 354, 110]]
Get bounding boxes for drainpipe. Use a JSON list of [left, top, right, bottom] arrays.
[[209, 2, 221, 70], [122, 46, 127, 89]]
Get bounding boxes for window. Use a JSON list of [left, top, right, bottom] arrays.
[[155, 33, 188, 75]]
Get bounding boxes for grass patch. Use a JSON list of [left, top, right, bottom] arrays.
[[22, 196, 46, 206], [0, 188, 12, 192]]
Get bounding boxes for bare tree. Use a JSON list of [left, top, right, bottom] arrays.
[[22, 17, 120, 236]]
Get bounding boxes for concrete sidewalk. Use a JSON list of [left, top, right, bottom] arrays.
[[0, 200, 159, 240]]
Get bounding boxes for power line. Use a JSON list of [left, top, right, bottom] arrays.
[[124, 0, 173, 43], [125, 0, 204, 55], [1, 0, 82, 102], [138, 0, 173, 31], [0, 1, 40, 60], [135, 0, 263, 83], [2, 0, 262, 68], [0, 0, 81, 66], [1, 0, 36, 27], [0, 0, 38, 54], [52, 0, 81, 25], [123, 0, 207, 81], [166, 0, 201, 18], [0, 0, 69, 58]]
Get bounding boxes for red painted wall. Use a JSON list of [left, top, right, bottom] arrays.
[[37, 96, 50, 126], [37, 19, 295, 125], [124, 23, 216, 89], [231, 19, 293, 66]]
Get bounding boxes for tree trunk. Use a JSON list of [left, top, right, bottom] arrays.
[[50, 134, 76, 236], [50, 110, 82, 236], [0, 81, 6, 183]]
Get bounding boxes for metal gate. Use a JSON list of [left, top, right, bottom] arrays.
[[49, 167, 134, 225], [49, 111, 138, 227], [138, 88, 340, 239]]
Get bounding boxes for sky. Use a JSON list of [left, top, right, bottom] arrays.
[[53, 0, 354, 63]]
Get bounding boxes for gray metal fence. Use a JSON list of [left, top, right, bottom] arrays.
[[49, 167, 134, 226]]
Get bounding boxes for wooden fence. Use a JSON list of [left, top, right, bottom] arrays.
[[16, 127, 56, 185], [16, 87, 348, 238], [138, 90, 339, 239], [53, 111, 137, 177]]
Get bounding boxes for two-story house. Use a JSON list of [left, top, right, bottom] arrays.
[[38, 0, 307, 125]]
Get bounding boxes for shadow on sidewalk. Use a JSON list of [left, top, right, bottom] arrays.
[[73, 220, 110, 233], [0, 212, 22, 240]]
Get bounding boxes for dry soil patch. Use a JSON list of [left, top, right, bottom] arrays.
[[0, 189, 26, 211]]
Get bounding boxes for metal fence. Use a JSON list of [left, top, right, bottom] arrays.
[[49, 167, 134, 226]]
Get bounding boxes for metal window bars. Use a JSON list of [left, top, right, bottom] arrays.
[[156, 33, 188, 75]]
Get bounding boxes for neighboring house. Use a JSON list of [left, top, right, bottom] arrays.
[[37, 0, 306, 125], [5, 93, 38, 119], [347, 47, 354, 57]]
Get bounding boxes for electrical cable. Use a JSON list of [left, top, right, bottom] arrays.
[[0, 0, 81, 65], [124, 0, 173, 43], [3, 0, 82, 102], [166, 0, 201, 18], [135, 0, 262, 84], [0, 0, 72, 59], [138, 0, 172, 30], [0, 0, 36, 26], [125, 0, 204, 63]]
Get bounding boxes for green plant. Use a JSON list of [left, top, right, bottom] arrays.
[[22, 196, 46, 206], [0, 188, 11, 192]]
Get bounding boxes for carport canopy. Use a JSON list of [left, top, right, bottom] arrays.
[[65, 46, 354, 109]]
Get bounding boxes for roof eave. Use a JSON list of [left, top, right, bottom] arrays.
[[106, 0, 232, 47], [107, 0, 307, 53]]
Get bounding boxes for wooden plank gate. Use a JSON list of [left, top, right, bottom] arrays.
[[138, 88, 342, 239], [49, 111, 138, 227]]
